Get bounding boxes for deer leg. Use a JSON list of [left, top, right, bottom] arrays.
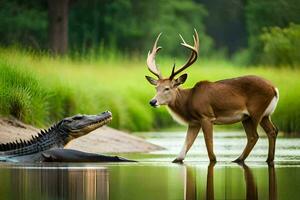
[[260, 116, 278, 163], [173, 125, 200, 163], [234, 118, 259, 163], [201, 119, 216, 162]]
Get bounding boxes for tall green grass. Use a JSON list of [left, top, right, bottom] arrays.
[[0, 61, 47, 126], [0, 48, 300, 133]]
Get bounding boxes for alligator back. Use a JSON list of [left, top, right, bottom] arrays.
[[0, 125, 65, 161]]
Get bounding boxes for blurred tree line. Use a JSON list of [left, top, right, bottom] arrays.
[[246, 0, 300, 66], [0, 0, 299, 65]]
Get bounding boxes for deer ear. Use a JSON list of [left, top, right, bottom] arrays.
[[145, 76, 158, 85], [174, 74, 188, 86]]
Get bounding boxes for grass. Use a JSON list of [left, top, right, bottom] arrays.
[[0, 47, 300, 133]]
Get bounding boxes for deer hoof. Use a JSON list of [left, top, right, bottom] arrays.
[[172, 158, 183, 164], [232, 158, 244, 164], [266, 159, 274, 166]]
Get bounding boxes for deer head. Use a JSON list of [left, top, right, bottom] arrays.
[[145, 29, 199, 107]]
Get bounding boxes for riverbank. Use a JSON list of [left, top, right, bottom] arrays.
[[1, 48, 300, 133], [0, 117, 163, 153]]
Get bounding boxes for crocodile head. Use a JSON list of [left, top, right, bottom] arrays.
[[58, 111, 112, 143]]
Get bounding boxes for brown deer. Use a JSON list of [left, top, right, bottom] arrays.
[[145, 30, 279, 164]]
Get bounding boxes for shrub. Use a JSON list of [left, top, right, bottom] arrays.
[[246, 0, 300, 64], [260, 23, 300, 67]]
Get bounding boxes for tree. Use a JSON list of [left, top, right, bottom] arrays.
[[48, 0, 69, 55]]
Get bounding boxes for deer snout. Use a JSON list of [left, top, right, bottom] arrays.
[[149, 99, 158, 107]]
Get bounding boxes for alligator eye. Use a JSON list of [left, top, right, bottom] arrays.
[[73, 115, 83, 120]]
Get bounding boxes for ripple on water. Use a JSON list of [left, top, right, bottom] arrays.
[[136, 131, 300, 163]]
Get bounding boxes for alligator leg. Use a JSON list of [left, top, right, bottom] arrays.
[[41, 149, 136, 162]]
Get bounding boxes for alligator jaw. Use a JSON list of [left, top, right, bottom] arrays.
[[67, 111, 112, 138]]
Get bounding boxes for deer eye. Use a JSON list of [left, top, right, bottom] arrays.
[[164, 87, 170, 91]]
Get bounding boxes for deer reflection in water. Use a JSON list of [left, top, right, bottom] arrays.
[[184, 163, 277, 200], [6, 166, 109, 200]]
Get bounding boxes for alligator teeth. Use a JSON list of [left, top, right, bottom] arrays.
[[86, 117, 112, 129]]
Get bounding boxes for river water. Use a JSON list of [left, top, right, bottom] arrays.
[[0, 131, 300, 200]]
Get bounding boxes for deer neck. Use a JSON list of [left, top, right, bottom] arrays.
[[167, 88, 191, 125]]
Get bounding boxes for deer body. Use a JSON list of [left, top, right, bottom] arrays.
[[145, 30, 279, 164], [168, 75, 278, 126]]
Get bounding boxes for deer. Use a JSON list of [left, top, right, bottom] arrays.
[[145, 29, 279, 164]]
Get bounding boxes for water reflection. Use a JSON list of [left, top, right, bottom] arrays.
[[0, 166, 108, 200], [268, 164, 277, 200], [1, 162, 298, 200], [184, 163, 277, 200], [206, 162, 215, 200], [240, 163, 258, 200]]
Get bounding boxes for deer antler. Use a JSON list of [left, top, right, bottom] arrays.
[[146, 33, 163, 79], [169, 29, 199, 79]]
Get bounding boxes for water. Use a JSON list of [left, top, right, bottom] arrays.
[[0, 132, 300, 200]]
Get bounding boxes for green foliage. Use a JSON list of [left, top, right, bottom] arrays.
[[2, 0, 300, 64], [260, 23, 300, 67], [0, 0, 213, 56], [232, 49, 251, 66], [0, 61, 48, 126], [69, 0, 213, 57], [0, 0, 47, 48], [1, 48, 300, 133], [246, 0, 300, 64]]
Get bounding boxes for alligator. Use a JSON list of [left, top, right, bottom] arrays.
[[0, 111, 135, 162]]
